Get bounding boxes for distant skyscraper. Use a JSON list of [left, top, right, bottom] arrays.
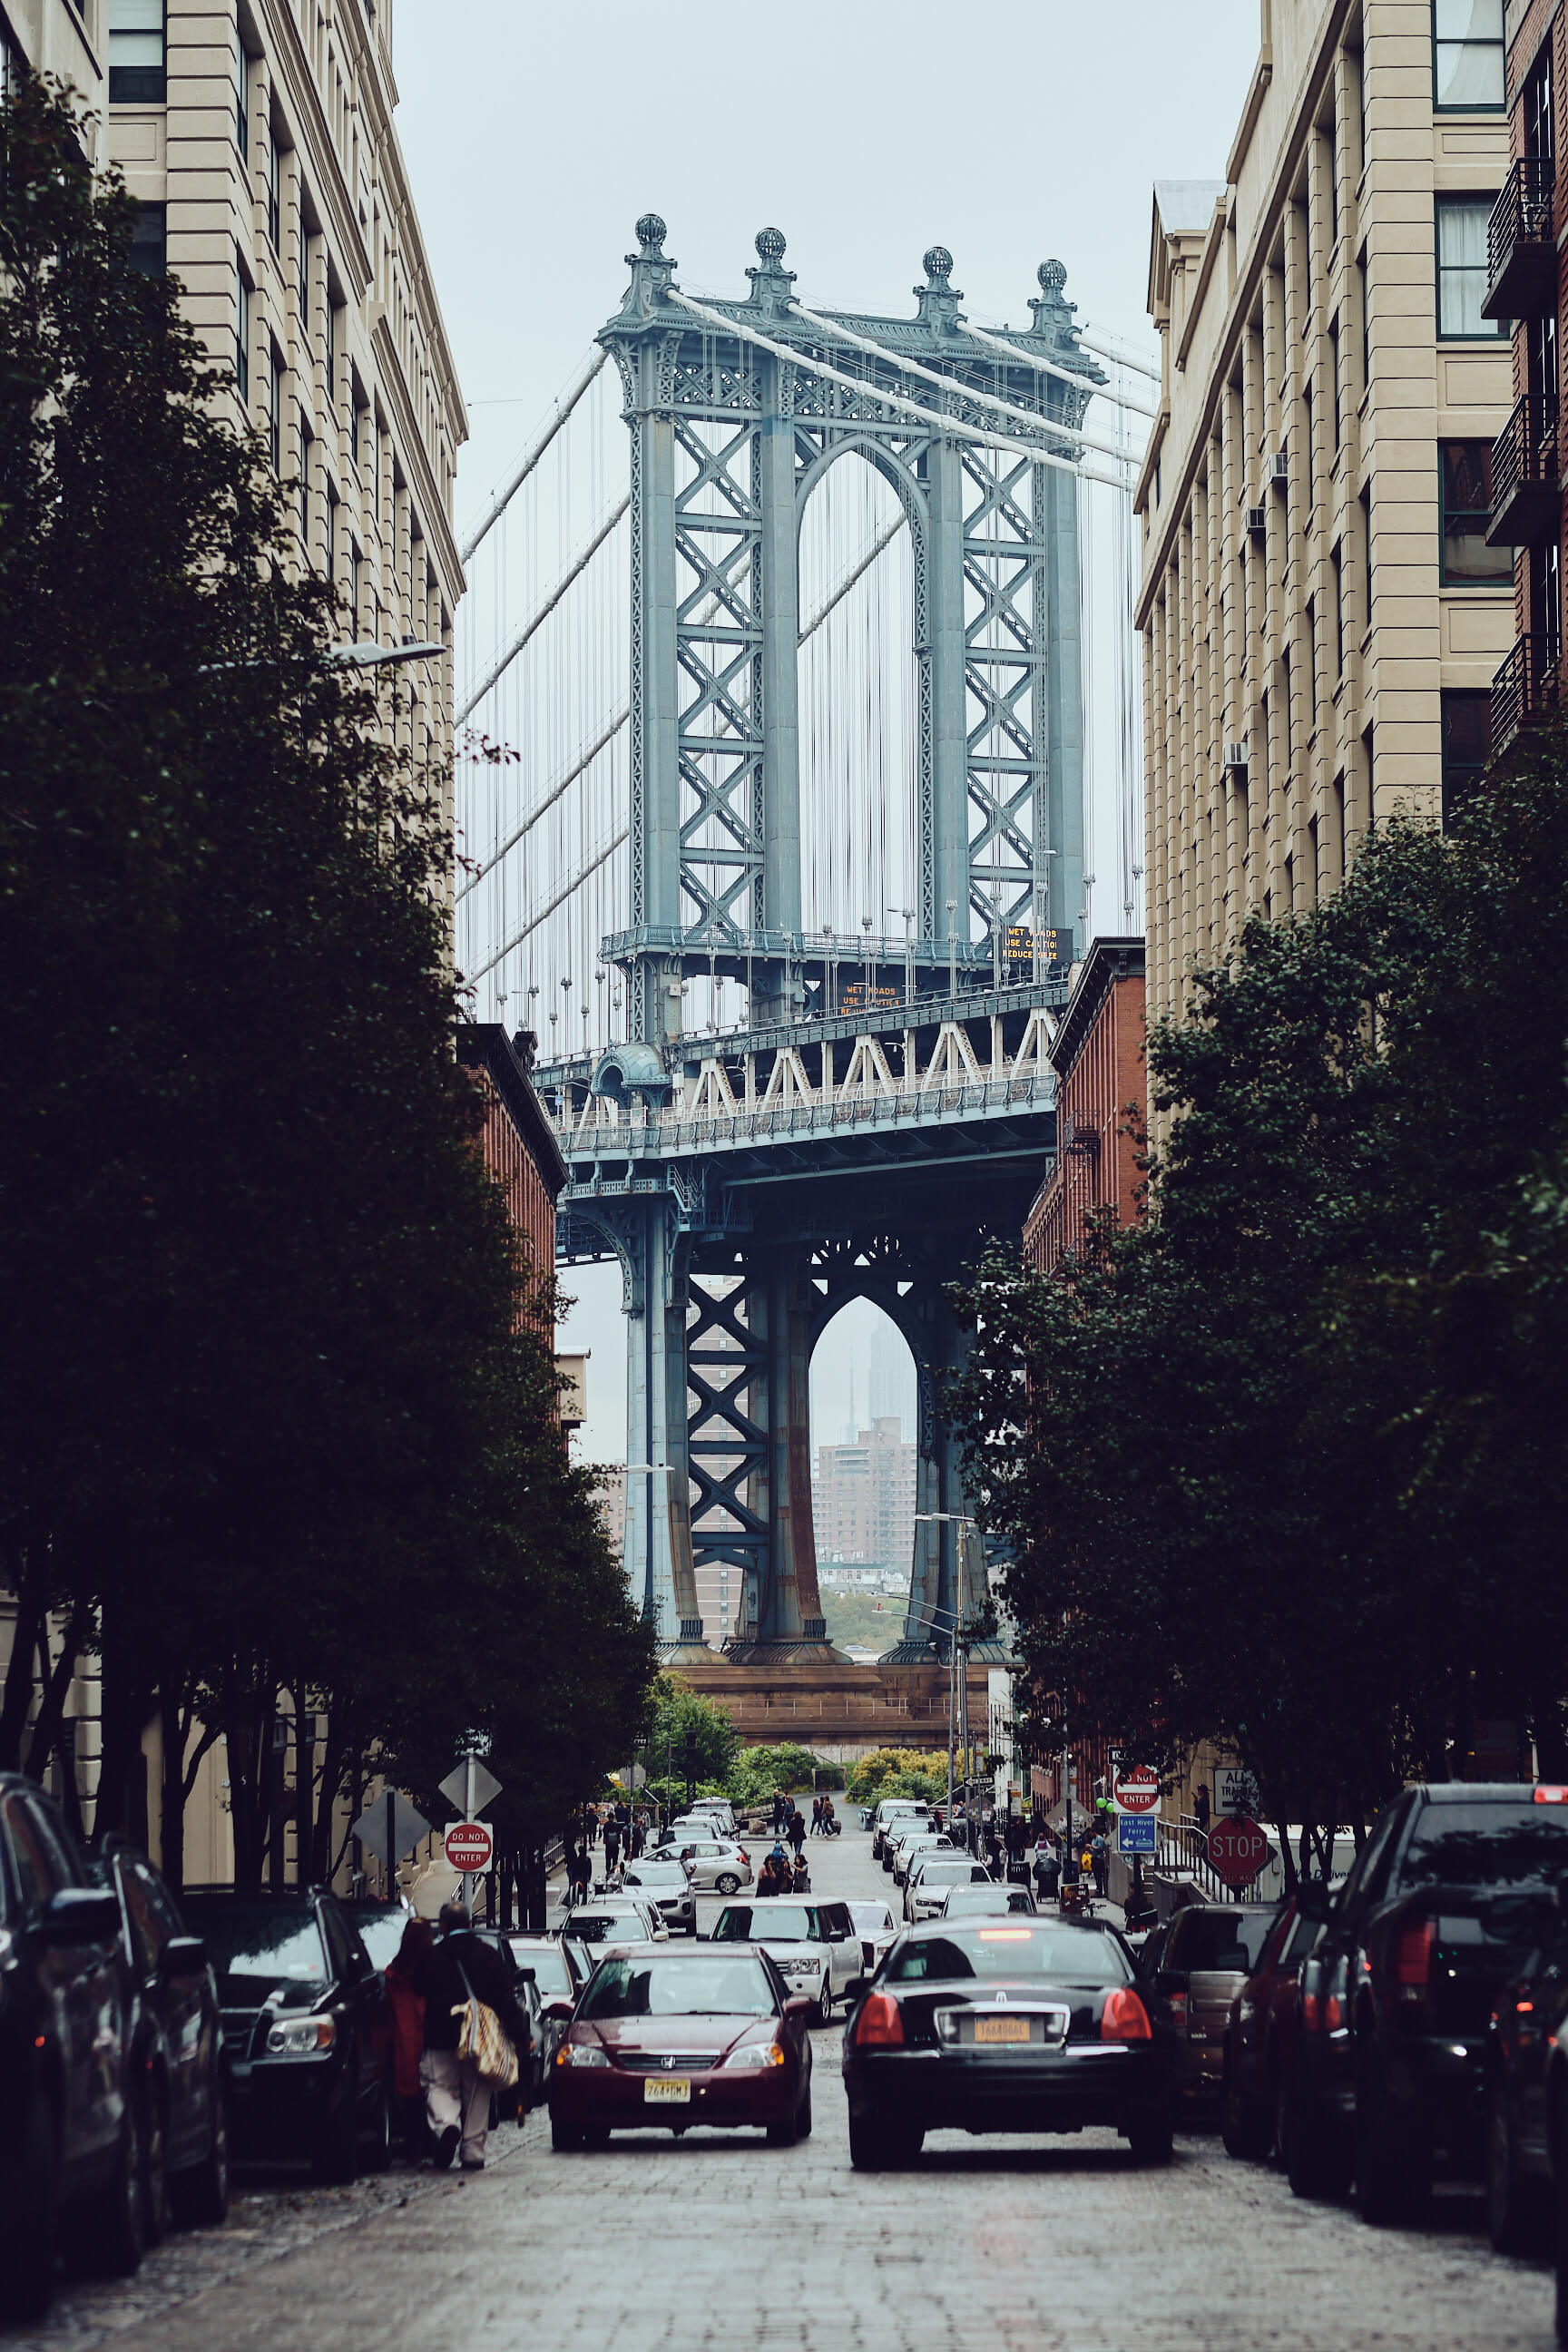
[[811, 1416, 916, 1576]]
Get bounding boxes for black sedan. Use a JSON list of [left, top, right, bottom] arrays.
[[841, 1917, 1176, 2170], [180, 1889, 390, 2180], [91, 1843, 228, 2239]]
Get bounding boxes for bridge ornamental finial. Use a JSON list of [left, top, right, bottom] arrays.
[[745, 226, 796, 317], [756, 227, 787, 263], [1039, 258, 1067, 294], [635, 213, 668, 255], [914, 244, 964, 333], [923, 245, 954, 284]]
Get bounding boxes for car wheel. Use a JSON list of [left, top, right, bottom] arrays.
[[550, 2115, 583, 2151], [1220, 2051, 1272, 2162], [765, 2106, 801, 2148], [70, 2091, 146, 2278], [797, 2083, 813, 2141], [1356, 2077, 1428, 2228], [0, 2079, 59, 2323], [1488, 2076, 1551, 2254], [141, 2082, 171, 2247], [313, 2081, 360, 2185], [1283, 2058, 1351, 2201], [171, 2089, 230, 2230], [815, 1986, 834, 2028], [1127, 2108, 1176, 2165], [848, 2112, 890, 2170], [366, 2076, 394, 2175], [715, 1874, 740, 1896]]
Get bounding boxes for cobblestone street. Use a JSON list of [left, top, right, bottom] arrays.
[[0, 1824, 1555, 2352]]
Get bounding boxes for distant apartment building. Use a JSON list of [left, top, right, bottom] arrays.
[[456, 1024, 566, 1328], [812, 1416, 916, 1577], [1138, 1, 1511, 1046]]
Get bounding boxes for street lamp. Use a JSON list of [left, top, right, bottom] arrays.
[[329, 637, 445, 670]]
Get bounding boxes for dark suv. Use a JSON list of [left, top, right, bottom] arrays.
[[180, 1887, 391, 2179], [90, 1843, 229, 2237], [0, 1773, 142, 2323], [1284, 1781, 1568, 2223]]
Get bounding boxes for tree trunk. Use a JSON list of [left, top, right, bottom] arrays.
[[0, 1550, 47, 1770], [23, 1605, 84, 1788]]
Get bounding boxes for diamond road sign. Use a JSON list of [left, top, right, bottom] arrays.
[[439, 1757, 503, 1815], [351, 1793, 431, 1865]]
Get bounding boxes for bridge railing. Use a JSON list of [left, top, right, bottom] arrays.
[[554, 1069, 1055, 1152]]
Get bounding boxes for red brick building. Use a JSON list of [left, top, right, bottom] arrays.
[[1023, 939, 1146, 1277], [1485, 0, 1567, 757], [456, 1025, 566, 1325]]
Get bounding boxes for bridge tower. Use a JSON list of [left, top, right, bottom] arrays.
[[557, 220, 1107, 1662]]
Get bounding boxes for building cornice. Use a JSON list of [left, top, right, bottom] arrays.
[[456, 1024, 569, 1199], [1049, 937, 1145, 1081]]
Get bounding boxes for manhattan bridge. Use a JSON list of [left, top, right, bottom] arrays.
[[456, 218, 1150, 1700]]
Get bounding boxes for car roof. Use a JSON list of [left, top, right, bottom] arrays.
[[1413, 1782, 1544, 1805]]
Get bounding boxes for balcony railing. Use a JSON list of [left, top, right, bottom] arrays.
[[1484, 156, 1556, 320], [1488, 393, 1560, 545], [1492, 632, 1563, 760]]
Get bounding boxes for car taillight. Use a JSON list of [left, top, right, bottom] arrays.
[[1534, 1786, 1568, 1804], [1168, 1991, 1188, 2030], [1394, 1919, 1435, 2007], [1101, 1987, 1152, 2043], [852, 1991, 906, 2047], [1301, 1990, 1319, 2031]]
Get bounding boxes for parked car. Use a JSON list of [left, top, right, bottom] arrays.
[[622, 1856, 698, 1935], [661, 1835, 752, 1895], [842, 1915, 1177, 2170], [683, 1798, 738, 1839], [344, 1898, 413, 1975], [710, 1899, 862, 2024], [179, 1887, 392, 2180], [547, 1945, 813, 2149], [1219, 1892, 1323, 2160], [563, 1901, 668, 1974], [889, 1828, 952, 1886], [1146, 1901, 1278, 2107], [508, 1935, 584, 2079], [90, 1842, 229, 2239], [846, 1897, 900, 1981], [1485, 1872, 1568, 2251], [941, 1884, 1039, 1921], [871, 1800, 931, 1863], [905, 1854, 994, 1924], [1283, 1781, 1568, 2223], [0, 1773, 142, 2322]]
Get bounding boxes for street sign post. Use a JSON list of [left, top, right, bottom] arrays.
[[1208, 1816, 1271, 1888], [1116, 1812, 1156, 1854], [445, 1820, 494, 1876], [1112, 1764, 1161, 1815], [1214, 1766, 1255, 1818], [439, 1756, 503, 1816]]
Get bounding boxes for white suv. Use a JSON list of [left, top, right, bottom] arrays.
[[905, 1852, 991, 1922], [710, 1898, 861, 2024]]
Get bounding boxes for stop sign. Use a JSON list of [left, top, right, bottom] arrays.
[[1112, 1765, 1161, 1815], [445, 1820, 494, 1874], [1207, 1816, 1270, 1887]]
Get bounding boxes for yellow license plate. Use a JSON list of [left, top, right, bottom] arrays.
[[974, 2016, 1031, 2044], [642, 2077, 691, 2102]]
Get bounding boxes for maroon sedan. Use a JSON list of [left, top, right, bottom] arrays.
[[546, 1945, 814, 2150], [1220, 1894, 1323, 2161]]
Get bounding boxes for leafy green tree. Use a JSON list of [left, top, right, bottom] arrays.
[[638, 1676, 742, 1792], [728, 1744, 843, 1802], [845, 1747, 950, 1807]]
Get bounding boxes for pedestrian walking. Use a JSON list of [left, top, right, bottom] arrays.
[[810, 1795, 823, 1837], [1032, 1838, 1061, 1905], [1090, 1829, 1108, 1897], [603, 1818, 621, 1874], [787, 1804, 807, 1858], [567, 1840, 592, 1907], [771, 1791, 787, 1836], [416, 1901, 526, 2172], [384, 1916, 432, 2165], [790, 1852, 809, 1893]]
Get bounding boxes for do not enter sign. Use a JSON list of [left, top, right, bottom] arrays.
[[1207, 1816, 1271, 1887], [1112, 1765, 1161, 1815], [445, 1820, 493, 1875]]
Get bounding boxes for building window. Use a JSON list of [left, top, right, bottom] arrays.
[[267, 130, 283, 252], [1532, 536, 1562, 665], [325, 483, 337, 581], [268, 353, 283, 472], [1440, 691, 1490, 822], [1439, 440, 1510, 583], [128, 201, 166, 276], [1433, 0, 1504, 113], [1331, 544, 1344, 674], [234, 34, 247, 156], [236, 269, 250, 405], [1436, 196, 1507, 337], [298, 418, 311, 552], [108, 0, 166, 105], [325, 297, 340, 409], [1524, 37, 1555, 158]]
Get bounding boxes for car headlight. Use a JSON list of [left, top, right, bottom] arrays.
[[555, 2042, 611, 2068], [725, 2041, 786, 2069], [265, 2014, 336, 2056]]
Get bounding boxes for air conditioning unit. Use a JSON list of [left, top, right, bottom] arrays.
[[1265, 451, 1289, 485], [1222, 742, 1249, 774], [1245, 505, 1268, 537]]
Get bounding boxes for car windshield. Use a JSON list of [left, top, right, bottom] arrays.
[[580, 1955, 775, 2018], [887, 1925, 1132, 1985], [916, 1860, 980, 1884], [1402, 1802, 1568, 1889], [625, 1865, 686, 1886], [348, 1906, 409, 1972], [945, 1886, 1033, 1915], [180, 1898, 328, 1997], [569, 1913, 649, 1944], [848, 1903, 896, 1934], [1168, 1911, 1276, 1973], [509, 1942, 574, 1998], [713, 1905, 817, 1944]]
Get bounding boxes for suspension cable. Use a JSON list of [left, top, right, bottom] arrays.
[[666, 292, 1134, 493], [799, 513, 903, 643], [1079, 326, 1161, 382], [458, 347, 609, 567], [458, 494, 629, 725], [468, 826, 630, 982], [790, 299, 1147, 460], [456, 704, 630, 903], [961, 318, 1158, 424]]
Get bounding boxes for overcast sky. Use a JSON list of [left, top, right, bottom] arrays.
[[391, 0, 1261, 1462]]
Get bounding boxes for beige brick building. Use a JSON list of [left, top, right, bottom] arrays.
[[2, 0, 103, 98], [106, 0, 466, 803], [1136, 0, 1513, 1039]]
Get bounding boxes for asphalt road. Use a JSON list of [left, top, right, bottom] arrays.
[[5, 1822, 1558, 2352]]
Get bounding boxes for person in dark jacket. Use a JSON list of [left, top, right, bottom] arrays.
[[384, 1916, 433, 2164], [787, 1806, 807, 1858], [416, 1902, 527, 2171]]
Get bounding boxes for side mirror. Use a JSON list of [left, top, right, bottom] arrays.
[[44, 1886, 121, 1945], [782, 1996, 814, 2023], [162, 1934, 208, 1976], [544, 1999, 575, 2024]]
